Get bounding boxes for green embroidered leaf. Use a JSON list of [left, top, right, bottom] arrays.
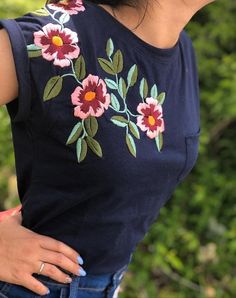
[[43, 76, 63, 101], [30, 7, 50, 16], [111, 115, 129, 124], [106, 38, 114, 58], [66, 122, 83, 145], [118, 77, 127, 98], [126, 133, 136, 157], [157, 92, 166, 105], [127, 64, 138, 87], [150, 84, 158, 99], [104, 78, 117, 90], [113, 50, 123, 73], [84, 116, 98, 137], [98, 58, 116, 75], [128, 121, 140, 139], [110, 93, 120, 111], [155, 132, 163, 152], [76, 138, 87, 163], [86, 136, 103, 157], [28, 50, 42, 58], [27, 44, 42, 58], [139, 78, 148, 99], [75, 55, 86, 80]]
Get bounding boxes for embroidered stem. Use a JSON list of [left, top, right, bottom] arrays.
[[44, 6, 63, 28], [81, 120, 88, 138]]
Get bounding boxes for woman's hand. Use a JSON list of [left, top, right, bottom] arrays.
[[0, 215, 85, 296]]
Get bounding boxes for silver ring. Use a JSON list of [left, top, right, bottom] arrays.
[[38, 262, 45, 274]]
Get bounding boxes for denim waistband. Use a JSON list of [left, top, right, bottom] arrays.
[[32, 262, 129, 297]]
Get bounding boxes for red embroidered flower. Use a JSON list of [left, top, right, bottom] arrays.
[[136, 97, 165, 139], [71, 74, 111, 119], [48, 0, 85, 15], [34, 23, 80, 67]]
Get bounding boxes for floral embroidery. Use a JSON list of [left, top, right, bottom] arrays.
[[137, 97, 165, 139], [34, 23, 80, 67], [48, 0, 85, 15], [27, 1, 166, 162], [71, 74, 111, 119]]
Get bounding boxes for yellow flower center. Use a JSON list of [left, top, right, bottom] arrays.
[[84, 91, 96, 101], [59, 0, 69, 5], [52, 36, 64, 47], [148, 115, 156, 126]]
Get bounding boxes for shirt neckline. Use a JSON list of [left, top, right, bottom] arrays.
[[84, 0, 180, 60]]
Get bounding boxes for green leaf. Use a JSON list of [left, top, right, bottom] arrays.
[[113, 49, 123, 73], [66, 122, 83, 145], [155, 132, 163, 152], [157, 92, 166, 105], [98, 58, 116, 75], [111, 115, 129, 124], [118, 77, 127, 98], [84, 116, 98, 137], [28, 50, 42, 58], [104, 78, 117, 90], [86, 136, 103, 157], [139, 77, 148, 99], [74, 55, 86, 80], [27, 44, 42, 58], [128, 121, 140, 139], [110, 93, 120, 111], [127, 64, 138, 87], [106, 38, 114, 58], [76, 138, 87, 163], [43, 76, 63, 101], [30, 7, 50, 16], [150, 84, 158, 99], [126, 133, 136, 157]]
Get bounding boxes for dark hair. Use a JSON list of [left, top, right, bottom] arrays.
[[46, 0, 149, 30], [47, 0, 138, 8]]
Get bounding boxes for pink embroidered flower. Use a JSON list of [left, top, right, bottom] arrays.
[[34, 23, 80, 67], [136, 97, 165, 139], [48, 0, 85, 15], [71, 74, 111, 119]]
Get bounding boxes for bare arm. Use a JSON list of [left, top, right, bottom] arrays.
[[0, 28, 18, 106]]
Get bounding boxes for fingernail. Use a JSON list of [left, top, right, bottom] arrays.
[[77, 255, 84, 265], [78, 267, 87, 276], [65, 276, 72, 283], [46, 289, 50, 295]]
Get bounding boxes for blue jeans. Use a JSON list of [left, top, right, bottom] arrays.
[[0, 263, 129, 298]]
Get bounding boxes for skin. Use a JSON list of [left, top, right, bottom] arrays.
[[0, 0, 215, 295], [98, 0, 216, 48]]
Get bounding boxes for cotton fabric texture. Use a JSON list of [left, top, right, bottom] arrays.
[[0, 0, 200, 275]]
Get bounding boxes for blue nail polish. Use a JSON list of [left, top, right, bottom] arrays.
[[77, 255, 84, 265], [79, 267, 87, 276], [46, 289, 50, 295]]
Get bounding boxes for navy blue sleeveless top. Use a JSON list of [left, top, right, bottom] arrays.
[[0, 0, 200, 274]]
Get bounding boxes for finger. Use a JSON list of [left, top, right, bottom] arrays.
[[35, 262, 72, 284], [38, 236, 83, 265], [21, 275, 49, 296], [40, 250, 81, 276]]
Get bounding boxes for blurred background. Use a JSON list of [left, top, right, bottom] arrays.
[[0, 0, 235, 297]]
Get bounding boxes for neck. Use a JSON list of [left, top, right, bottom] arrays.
[[98, 0, 215, 49]]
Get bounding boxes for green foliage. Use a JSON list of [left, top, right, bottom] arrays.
[[0, 0, 235, 297]]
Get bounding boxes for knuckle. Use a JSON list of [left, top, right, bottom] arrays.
[[47, 265, 57, 275], [56, 253, 64, 265]]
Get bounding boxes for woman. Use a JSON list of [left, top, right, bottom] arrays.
[[0, 0, 215, 297]]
